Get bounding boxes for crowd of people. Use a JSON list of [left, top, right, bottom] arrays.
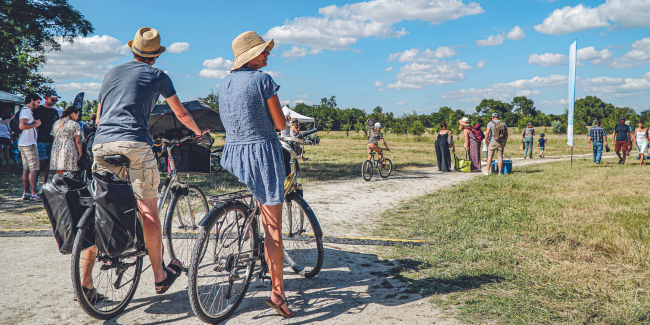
[[0, 91, 99, 201]]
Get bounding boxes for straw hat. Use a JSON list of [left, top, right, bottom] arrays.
[[459, 117, 470, 126], [128, 27, 166, 57], [231, 31, 274, 70]]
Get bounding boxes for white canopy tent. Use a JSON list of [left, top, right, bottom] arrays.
[[282, 106, 315, 123]]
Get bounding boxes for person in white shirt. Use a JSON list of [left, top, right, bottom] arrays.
[[18, 94, 43, 201]]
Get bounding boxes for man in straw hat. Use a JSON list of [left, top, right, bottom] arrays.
[[91, 27, 210, 297]]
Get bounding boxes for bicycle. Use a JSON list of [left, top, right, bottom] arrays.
[[158, 136, 210, 272], [187, 128, 324, 324], [362, 148, 392, 181]]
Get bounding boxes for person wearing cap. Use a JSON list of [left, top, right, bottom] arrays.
[[612, 116, 631, 164], [484, 112, 508, 175], [625, 120, 633, 157], [290, 118, 309, 161], [218, 31, 294, 318], [587, 120, 608, 164], [32, 90, 60, 185], [368, 122, 389, 164], [460, 117, 480, 171], [521, 122, 535, 159], [538, 133, 547, 158], [92, 27, 209, 297]]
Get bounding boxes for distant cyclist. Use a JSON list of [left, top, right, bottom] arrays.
[[367, 122, 389, 165], [92, 27, 209, 298]]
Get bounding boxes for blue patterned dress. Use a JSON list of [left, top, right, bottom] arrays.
[[219, 67, 284, 205]]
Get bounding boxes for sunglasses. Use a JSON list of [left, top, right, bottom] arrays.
[[261, 48, 270, 55]]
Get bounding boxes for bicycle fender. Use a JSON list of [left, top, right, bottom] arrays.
[[77, 204, 95, 228], [286, 192, 323, 238]]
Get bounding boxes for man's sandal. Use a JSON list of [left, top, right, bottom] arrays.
[[265, 293, 295, 318], [155, 259, 182, 294]]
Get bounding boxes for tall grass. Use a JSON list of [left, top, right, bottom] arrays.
[[375, 159, 650, 324]]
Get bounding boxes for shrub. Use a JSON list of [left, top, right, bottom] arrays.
[[551, 120, 564, 134]]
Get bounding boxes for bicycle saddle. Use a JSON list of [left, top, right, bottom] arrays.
[[103, 155, 130, 167]]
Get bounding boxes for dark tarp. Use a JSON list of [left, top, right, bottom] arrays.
[[148, 100, 222, 137]]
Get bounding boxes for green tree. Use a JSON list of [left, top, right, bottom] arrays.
[[551, 120, 564, 134], [341, 123, 351, 136], [410, 120, 425, 136], [1, 0, 94, 94], [198, 87, 219, 112]]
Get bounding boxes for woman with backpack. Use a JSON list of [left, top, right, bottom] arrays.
[[522, 122, 535, 159], [50, 107, 82, 174]]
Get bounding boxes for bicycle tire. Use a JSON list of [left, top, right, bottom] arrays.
[[379, 158, 392, 178], [164, 185, 209, 273], [282, 192, 324, 278], [188, 202, 258, 324], [362, 160, 373, 181], [71, 206, 143, 320]]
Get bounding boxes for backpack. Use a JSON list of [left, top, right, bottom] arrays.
[[492, 121, 506, 141], [9, 108, 27, 135]]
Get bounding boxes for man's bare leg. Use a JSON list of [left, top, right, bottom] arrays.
[[81, 247, 98, 289], [29, 170, 38, 195], [137, 197, 166, 283]]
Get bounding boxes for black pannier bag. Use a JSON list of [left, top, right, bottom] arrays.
[[170, 133, 213, 174], [41, 174, 94, 254], [91, 172, 138, 258]]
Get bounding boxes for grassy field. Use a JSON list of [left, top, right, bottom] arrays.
[[374, 159, 650, 324]]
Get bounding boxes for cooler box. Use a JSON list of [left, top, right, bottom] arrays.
[[491, 155, 512, 174]]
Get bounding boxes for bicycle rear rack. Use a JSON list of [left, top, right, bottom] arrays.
[[208, 190, 253, 207]]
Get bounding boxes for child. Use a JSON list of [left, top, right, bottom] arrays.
[[538, 133, 547, 158]]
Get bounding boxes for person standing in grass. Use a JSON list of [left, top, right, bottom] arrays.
[[32, 91, 60, 185], [522, 122, 535, 159], [625, 120, 633, 157], [460, 118, 481, 172], [484, 112, 508, 175], [588, 120, 608, 164], [538, 133, 547, 158], [632, 120, 648, 165], [612, 116, 630, 165], [435, 121, 454, 172], [18, 93, 42, 201]]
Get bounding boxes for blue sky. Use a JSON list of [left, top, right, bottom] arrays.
[[43, 0, 650, 116]]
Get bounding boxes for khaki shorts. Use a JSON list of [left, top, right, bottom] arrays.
[[19, 145, 40, 171], [487, 141, 506, 159], [92, 141, 160, 200]]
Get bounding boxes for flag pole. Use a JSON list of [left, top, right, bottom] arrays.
[[567, 39, 577, 167]]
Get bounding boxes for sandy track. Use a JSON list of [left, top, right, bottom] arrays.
[[0, 154, 608, 324]]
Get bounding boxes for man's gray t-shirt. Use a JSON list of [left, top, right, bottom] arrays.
[[487, 119, 508, 143], [94, 61, 176, 146]]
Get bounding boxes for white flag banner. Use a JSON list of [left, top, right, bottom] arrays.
[[567, 40, 576, 146]]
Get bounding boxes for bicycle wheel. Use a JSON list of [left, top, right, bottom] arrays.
[[362, 160, 373, 181], [71, 206, 143, 320], [164, 185, 209, 273], [188, 202, 258, 324], [379, 158, 393, 178], [282, 193, 324, 278]]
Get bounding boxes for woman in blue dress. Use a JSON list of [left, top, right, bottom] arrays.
[[219, 31, 294, 318]]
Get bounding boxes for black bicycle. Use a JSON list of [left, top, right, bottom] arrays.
[[187, 129, 324, 324], [362, 148, 392, 181]]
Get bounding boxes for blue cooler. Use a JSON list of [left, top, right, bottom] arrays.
[[491, 155, 512, 174]]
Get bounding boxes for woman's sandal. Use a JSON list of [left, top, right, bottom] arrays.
[[155, 259, 182, 294], [265, 293, 295, 318]]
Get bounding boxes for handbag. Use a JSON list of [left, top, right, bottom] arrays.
[[454, 152, 472, 173]]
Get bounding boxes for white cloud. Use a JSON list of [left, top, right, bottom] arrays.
[[300, 89, 304, 92], [265, 70, 282, 78], [534, 0, 650, 35], [528, 46, 613, 66], [393, 101, 408, 105], [167, 42, 189, 53], [385, 67, 393, 71], [442, 74, 567, 102], [387, 58, 472, 89], [295, 100, 314, 105], [185, 75, 189, 78], [387, 46, 458, 62], [264, 0, 484, 55], [281, 46, 309, 58], [581, 73, 650, 94], [198, 57, 233, 79], [506, 26, 525, 41], [297, 94, 309, 98], [41, 35, 130, 81], [374, 80, 383, 86], [476, 33, 505, 46], [610, 37, 650, 69], [54, 82, 102, 92], [280, 99, 291, 106], [477, 60, 487, 68], [386, 81, 423, 90]]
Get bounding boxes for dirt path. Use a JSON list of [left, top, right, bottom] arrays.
[[0, 154, 611, 325]]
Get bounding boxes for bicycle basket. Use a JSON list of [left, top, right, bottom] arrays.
[[91, 172, 138, 258], [41, 174, 94, 254], [171, 139, 212, 174]]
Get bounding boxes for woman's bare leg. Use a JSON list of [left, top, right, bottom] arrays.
[[260, 203, 292, 314], [81, 247, 98, 289]]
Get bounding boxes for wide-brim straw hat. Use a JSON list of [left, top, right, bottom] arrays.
[[128, 27, 166, 57], [459, 117, 470, 126], [231, 31, 274, 70]]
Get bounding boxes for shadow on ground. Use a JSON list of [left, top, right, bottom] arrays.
[[100, 247, 500, 325]]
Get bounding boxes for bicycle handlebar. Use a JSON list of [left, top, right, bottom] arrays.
[[302, 128, 318, 137], [161, 136, 195, 144]]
